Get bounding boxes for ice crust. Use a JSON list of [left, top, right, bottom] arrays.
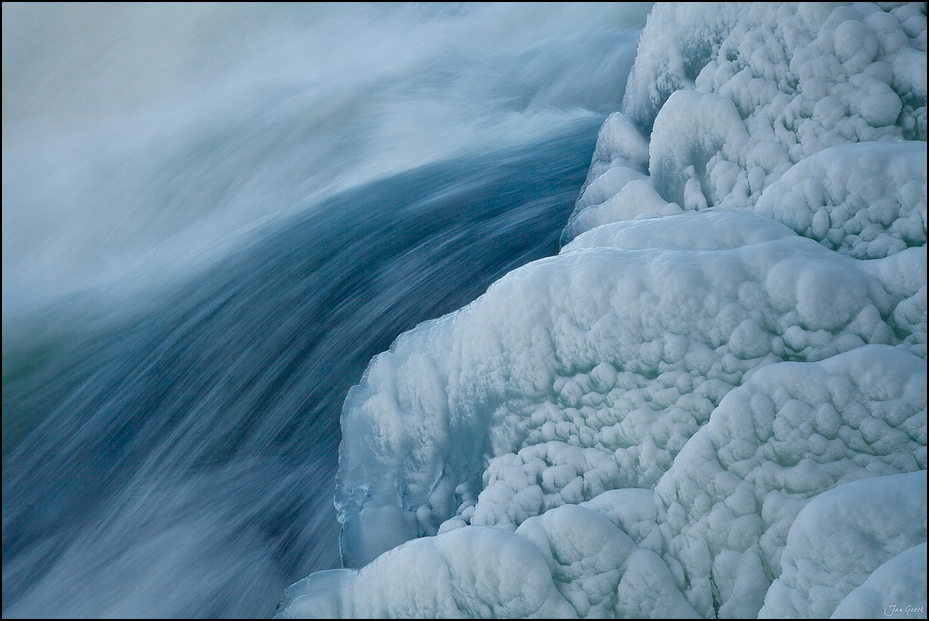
[[279, 3, 927, 618]]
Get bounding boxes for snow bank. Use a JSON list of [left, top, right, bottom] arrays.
[[567, 2, 928, 244], [760, 470, 926, 618], [279, 2, 926, 618], [753, 142, 926, 259]]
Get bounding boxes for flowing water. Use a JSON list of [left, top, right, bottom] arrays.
[[2, 4, 649, 616]]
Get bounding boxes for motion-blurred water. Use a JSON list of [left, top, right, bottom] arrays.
[[2, 4, 648, 616]]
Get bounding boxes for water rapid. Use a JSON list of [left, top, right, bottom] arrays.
[[2, 4, 648, 616]]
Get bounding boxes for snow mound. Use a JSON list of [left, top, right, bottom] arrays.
[[830, 542, 928, 620], [566, 1, 928, 245], [281, 347, 924, 618], [753, 141, 926, 259], [760, 471, 927, 618]]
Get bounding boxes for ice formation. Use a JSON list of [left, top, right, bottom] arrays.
[[278, 3, 927, 618]]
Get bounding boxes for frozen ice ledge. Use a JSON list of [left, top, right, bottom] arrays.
[[277, 3, 927, 618]]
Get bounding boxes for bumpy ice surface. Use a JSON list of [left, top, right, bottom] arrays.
[[278, 3, 927, 618]]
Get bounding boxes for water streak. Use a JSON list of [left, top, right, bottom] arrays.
[[2, 4, 647, 616]]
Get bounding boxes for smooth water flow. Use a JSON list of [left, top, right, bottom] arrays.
[[2, 4, 648, 617]]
